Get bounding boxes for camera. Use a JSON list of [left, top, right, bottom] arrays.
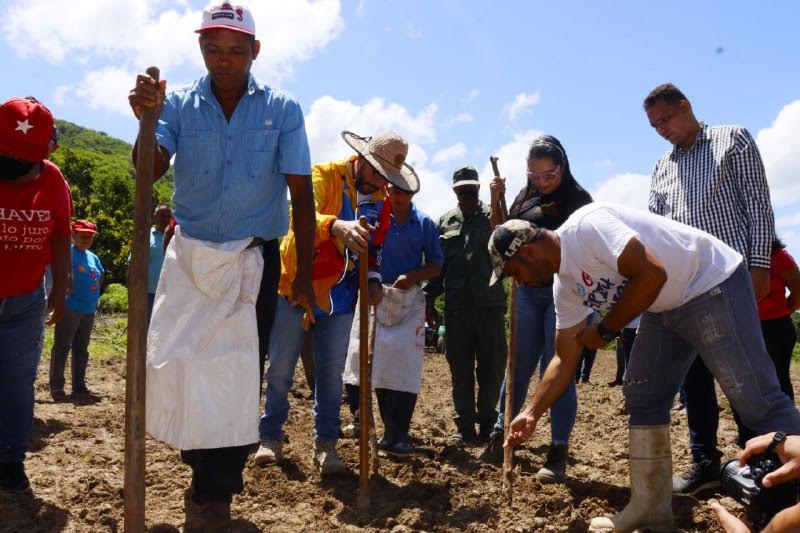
[[720, 452, 799, 530]]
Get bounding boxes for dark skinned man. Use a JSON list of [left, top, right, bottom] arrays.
[[492, 204, 800, 532], [128, 3, 315, 528]]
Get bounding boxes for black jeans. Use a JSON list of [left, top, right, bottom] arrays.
[[733, 315, 797, 446], [182, 239, 280, 504]]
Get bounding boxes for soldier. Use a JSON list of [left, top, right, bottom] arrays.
[[424, 166, 507, 442]]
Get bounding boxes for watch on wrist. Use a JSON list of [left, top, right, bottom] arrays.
[[596, 320, 619, 343]]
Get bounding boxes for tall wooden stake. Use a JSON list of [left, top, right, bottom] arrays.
[[357, 216, 371, 515], [503, 281, 518, 505], [125, 65, 159, 533]]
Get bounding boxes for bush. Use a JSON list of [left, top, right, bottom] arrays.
[[99, 283, 128, 314]]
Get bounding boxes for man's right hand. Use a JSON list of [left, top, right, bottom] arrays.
[[504, 411, 537, 448], [331, 219, 374, 255], [740, 433, 800, 488], [490, 176, 506, 206], [425, 304, 440, 328], [129, 74, 167, 120]]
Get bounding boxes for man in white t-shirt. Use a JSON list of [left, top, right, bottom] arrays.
[[489, 203, 800, 533]]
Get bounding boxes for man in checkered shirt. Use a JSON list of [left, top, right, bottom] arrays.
[[645, 82, 776, 495]]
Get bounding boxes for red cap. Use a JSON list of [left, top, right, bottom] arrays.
[[73, 219, 98, 234], [0, 97, 55, 162]]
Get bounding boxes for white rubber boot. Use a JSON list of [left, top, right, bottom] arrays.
[[589, 425, 673, 532]]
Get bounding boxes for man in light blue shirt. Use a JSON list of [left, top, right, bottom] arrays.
[[128, 3, 316, 526], [146, 204, 171, 321]]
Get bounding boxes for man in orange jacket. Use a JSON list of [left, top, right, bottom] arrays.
[[256, 130, 420, 475]]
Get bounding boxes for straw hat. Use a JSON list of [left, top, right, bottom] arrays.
[[341, 130, 420, 193]]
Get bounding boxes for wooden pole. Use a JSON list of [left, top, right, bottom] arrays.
[[502, 281, 517, 505], [125, 66, 159, 533], [357, 216, 371, 514], [368, 305, 379, 475]]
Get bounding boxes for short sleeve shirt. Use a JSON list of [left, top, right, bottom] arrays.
[[156, 74, 311, 243], [66, 248, 104, 314], [554, 203, 742, 329], [0, 160, 73, 297], [377, 203, 444, 285]]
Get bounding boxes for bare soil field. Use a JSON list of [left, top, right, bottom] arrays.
[[2, 318, 791, 532]]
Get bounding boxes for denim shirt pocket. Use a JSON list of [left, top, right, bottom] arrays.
[[243, 128, 279, 180], [174, 131, 219, 191]]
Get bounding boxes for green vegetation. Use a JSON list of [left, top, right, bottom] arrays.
[[98, 283, 129, 314], [51, 119, 174, 286]]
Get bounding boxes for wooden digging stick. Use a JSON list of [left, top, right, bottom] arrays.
[[125, 65, 159, 533], [490, 156, 508, 224], [368, 304, 379, 475], [503, 281, 518, 505], [357, 216, 371, 515]]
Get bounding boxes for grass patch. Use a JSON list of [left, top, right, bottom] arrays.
[[42, 313, 128, 361]]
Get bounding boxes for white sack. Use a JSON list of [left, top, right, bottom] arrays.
[[146, 227, 263, 450], [343, 285, 426, 394]]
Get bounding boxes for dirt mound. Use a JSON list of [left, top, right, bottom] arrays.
[[1, 348, 766, 532]]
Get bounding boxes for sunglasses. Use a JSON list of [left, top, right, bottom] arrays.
[[526, 165, 561, 182]]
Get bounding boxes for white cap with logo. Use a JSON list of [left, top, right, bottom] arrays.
[[195, 3, 255, 37]]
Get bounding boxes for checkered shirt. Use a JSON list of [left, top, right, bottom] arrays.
[[649, 123, 774, 269]]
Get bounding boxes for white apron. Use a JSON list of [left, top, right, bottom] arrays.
[[146, 227, 263, 450], [343, 285, 426, 394]]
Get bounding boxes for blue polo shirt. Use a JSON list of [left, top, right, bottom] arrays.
[[66, 247, 104, 314], [373, 202, 444, 285], [156, 74, 312, 243]]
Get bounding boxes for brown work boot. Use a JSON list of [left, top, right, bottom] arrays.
[[184, 495, 231, 532]]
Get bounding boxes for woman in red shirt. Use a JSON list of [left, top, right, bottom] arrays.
[[0, 97, 73, 492], [757, 239, 800, 400]]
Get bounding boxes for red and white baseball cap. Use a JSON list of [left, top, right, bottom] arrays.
[[73, 219, 98, 234], [195, 3, 255, 37], [0, 97, 55, 162]]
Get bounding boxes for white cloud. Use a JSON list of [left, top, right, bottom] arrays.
[[431, 143, 467, 167], [304, 95, 438, 165], [2, 0, 343, 98], [303, 94, 458, 218], [404, 23, 422, 40], [66, 67, 140, 115], [591, 173, 651, 210], [461, 89, 480, 105], [478, 130, 543, 204], [756, 99, 800, 208], [503, 91, 541, 122], [777, 212, 800, 229], [594, 159, 614, 168]]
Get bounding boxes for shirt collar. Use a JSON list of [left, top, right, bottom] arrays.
[[198, 72, 264, 101], [673, 122, 709, 156], [393, 203, 421, 225]]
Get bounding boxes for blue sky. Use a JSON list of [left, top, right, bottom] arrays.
[[2, 0, 799, 254]]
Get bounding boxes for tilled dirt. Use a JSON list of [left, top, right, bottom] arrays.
[[1, 345, 784, 532]]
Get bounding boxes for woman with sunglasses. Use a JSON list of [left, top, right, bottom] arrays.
[[480, 135, 593, 483]]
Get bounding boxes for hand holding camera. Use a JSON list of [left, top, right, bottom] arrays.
[[712, 432, 800, 532]]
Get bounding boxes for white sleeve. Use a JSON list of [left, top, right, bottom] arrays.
[[576, 207, 639, 271], [554, 277, 594, 329]]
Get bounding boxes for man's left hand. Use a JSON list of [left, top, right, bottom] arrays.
[[368, 280, 384, 306], [750, 267, 770, 301], [291, 276, 316, 330], [574, 324, 610, 350], [709, 500, 752, 533], [45, 297, 65, 326]]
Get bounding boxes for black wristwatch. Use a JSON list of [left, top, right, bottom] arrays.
[[596, 320, 619, 343]]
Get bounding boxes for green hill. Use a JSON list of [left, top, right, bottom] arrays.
[[50, 120, 173, 285]]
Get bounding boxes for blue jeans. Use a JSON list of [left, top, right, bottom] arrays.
[[259, 297, 354, 442], [624, 264, 800, 437], [494, 285, 578, 445], [0, 286, 46, 462]]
